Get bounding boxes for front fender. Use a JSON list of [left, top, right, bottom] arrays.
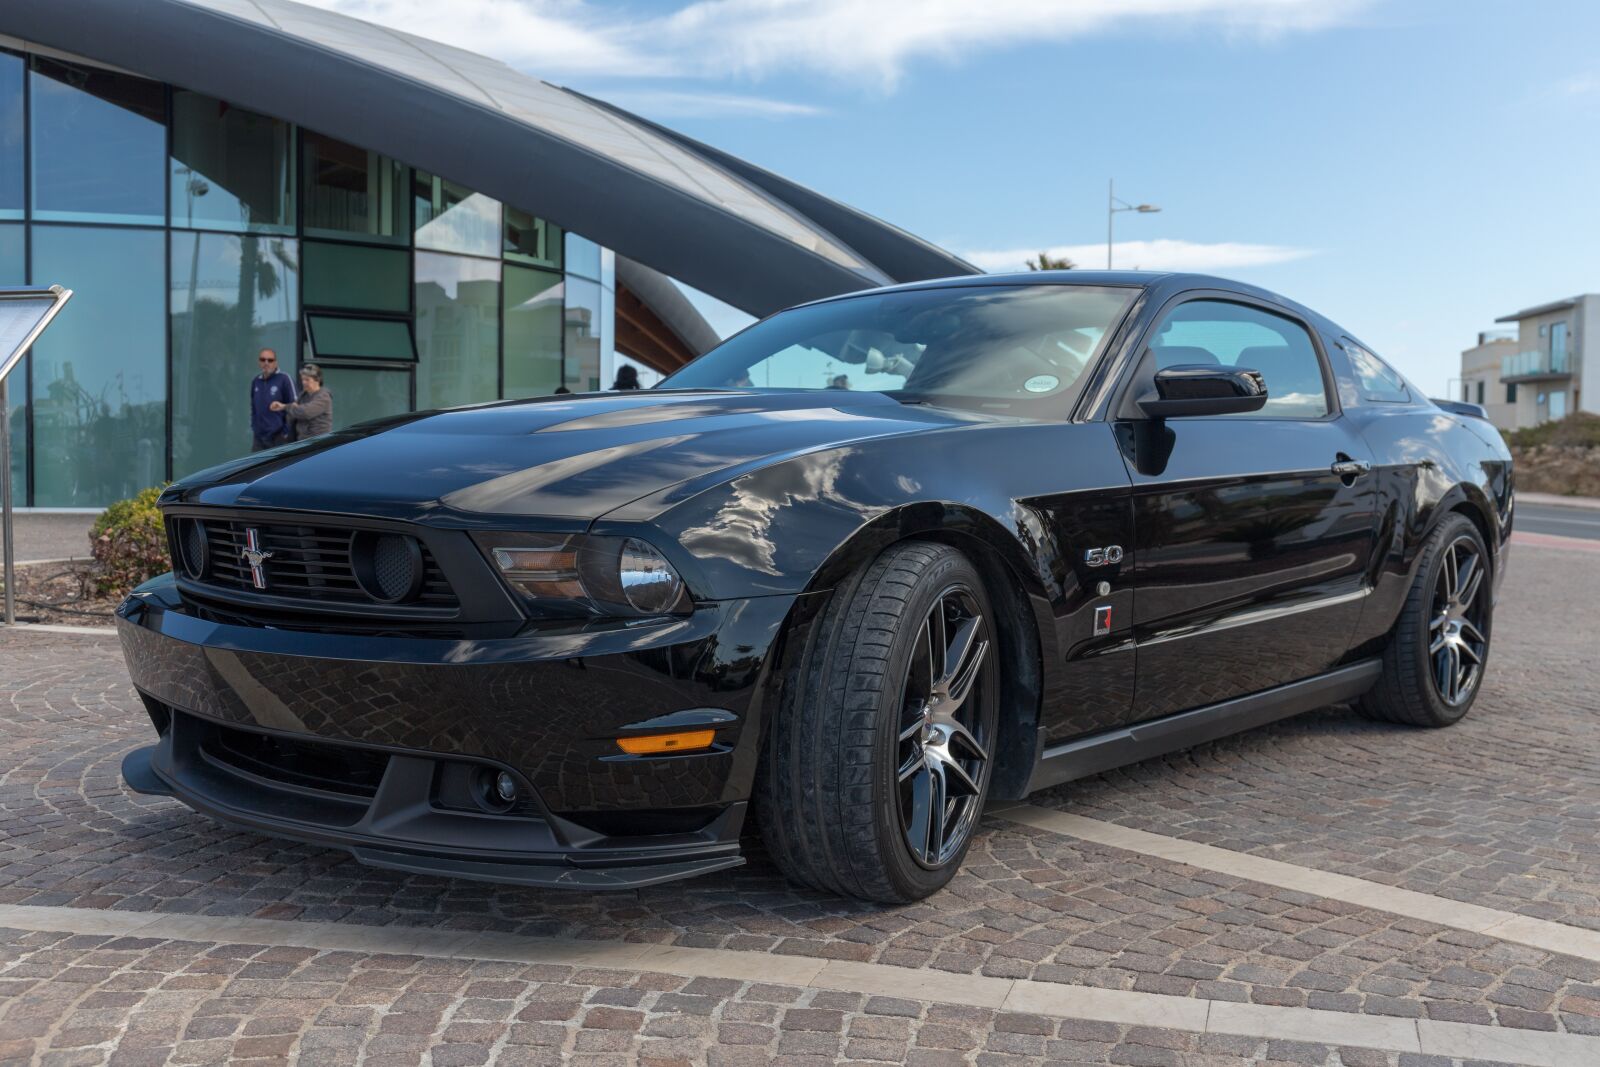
[[596, 420, 1137, 797], [596, 421, 1128, 602]]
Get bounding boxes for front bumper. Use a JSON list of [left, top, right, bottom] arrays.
[[115, 575, 797, 889]]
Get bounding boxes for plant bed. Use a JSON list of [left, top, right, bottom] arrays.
[[2, 559, 124, 627]]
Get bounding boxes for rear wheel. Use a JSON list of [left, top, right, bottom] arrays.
[[1360, 513, 1492, 727], [758, 541, 998, 902]]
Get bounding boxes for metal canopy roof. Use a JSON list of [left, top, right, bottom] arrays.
[[1, 0, 977, 315]]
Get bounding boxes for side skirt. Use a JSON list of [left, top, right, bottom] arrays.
[[1024, 659, 1382, 793]]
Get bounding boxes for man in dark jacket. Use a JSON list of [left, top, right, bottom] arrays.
[[250, 347, 296, 451]]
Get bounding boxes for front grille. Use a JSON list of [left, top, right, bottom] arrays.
[[176, 517, 457, 609]]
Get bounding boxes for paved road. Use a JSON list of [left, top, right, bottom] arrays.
[[2, 540, 1599, 1065], [1517, 500, 1600, 541]]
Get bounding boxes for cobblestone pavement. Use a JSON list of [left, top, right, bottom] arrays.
[[0, 928, 1528, 1066], [1036, 544, 1600, 930], [1, 544, 1596, 1064]]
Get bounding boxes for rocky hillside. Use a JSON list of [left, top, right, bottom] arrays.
[[1505, 412, 1600, 497]]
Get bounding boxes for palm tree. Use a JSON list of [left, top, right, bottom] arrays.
[[1026, 251, 1075, 271]]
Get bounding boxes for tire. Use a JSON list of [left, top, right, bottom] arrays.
[[757, 541, 1000, 903], [1359, 512, 1492, 728]]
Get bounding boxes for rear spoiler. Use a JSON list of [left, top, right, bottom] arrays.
[[1431, 398, 1490, 420]]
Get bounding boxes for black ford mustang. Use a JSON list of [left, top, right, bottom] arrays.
[[117, 272, 1512, 902]]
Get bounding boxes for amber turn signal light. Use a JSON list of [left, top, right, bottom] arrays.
[[615, 730, 715, 755]]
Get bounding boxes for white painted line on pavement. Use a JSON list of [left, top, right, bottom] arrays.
[[1526, 514, 1600, 528], [2, 902, 1598, 1063], [1517, 492, 1600, 511], [996, 804, 1600, 967], [2, 622, 116, 636]]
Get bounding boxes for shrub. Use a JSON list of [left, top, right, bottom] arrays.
[[1503, 411, 1600, 450], [89, 486, 170, 597]]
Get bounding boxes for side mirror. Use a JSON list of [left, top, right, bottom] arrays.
[[1137, 363, 1268, 419]]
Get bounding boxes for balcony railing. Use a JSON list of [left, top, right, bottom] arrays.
[[1501, 348, 1571, 379]]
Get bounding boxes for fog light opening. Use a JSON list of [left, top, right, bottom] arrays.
[[615, 729, 716, 756], [471, 766, 518, 813]]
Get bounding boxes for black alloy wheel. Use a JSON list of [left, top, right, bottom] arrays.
[[758, 541, 1001, 902], [895, 586, 992, 868], [1429, 534, 1489, 707], [1360, 512, 1492, 727]]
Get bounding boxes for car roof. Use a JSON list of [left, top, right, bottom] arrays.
[[793, 270, 1347, 341]]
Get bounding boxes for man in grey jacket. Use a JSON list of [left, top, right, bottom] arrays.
[[271, 363, 333, 440]]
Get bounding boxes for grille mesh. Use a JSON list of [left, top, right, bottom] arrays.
[[372, 535, 417, 600], [181, 520, 206, 578], [181, 517, 456, 609]]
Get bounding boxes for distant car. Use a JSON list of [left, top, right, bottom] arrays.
[[116, 272, 1513, 902]]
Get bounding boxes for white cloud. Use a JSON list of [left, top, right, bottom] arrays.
[[592, 90, 824, 119], [661, 0, 1368, 88], [1556, 73, 1600, 97], [305, 0, 1367, 90], [294, 0, 658, 77], [963, 239, 1314, 273]]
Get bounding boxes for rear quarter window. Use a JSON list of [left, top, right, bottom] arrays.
[[1341, 340, 1410, 403]]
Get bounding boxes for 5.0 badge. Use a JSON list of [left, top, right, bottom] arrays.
[[1083, 545, 1124, 567]]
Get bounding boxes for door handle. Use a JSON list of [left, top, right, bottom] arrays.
[[1331, 457, 1371, 479]]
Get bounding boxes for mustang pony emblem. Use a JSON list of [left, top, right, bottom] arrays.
[[240, 528, 273, 589]]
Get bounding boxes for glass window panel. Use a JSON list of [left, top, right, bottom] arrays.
[[0, 225, 24, 283], [414, 171, 500, 257], [564, 231, 601, 280], [504, 206, 562, 268], [307, 315, 415, 361], [171, 233, 300, 478], [564, 277, 603, 393], [320, 365, 410, 430], [29, 226, 166, 505], [414, 252, 498, 409], [2, 223, 24, 502], [30, 57, 165, 225], [302, 131, 406, 243], [1341, 340, 1409, 404], [170, 91, 294, 233], [1, 52, 22, 219], [303, 241, 409, 312], [503, 265, 563, 399], [1151, 299, 1329, 418]]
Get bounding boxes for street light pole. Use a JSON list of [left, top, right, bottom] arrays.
[[1106, 179, 1161, 269], [1107, 180, 1114, 270]]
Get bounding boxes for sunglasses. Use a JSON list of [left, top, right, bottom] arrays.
[[258, 357, 276, 364]]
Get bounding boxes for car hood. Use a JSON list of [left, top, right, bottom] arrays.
[[174, 390, 982, 523]]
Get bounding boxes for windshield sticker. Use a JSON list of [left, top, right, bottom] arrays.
[[1023, 374, 1059, 393]]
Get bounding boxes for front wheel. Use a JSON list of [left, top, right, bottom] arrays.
[[1360, 513, 1493, 727], [758, 541, 999, 902]]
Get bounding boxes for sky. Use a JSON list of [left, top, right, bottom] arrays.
[[310, 0, 1600, 395]]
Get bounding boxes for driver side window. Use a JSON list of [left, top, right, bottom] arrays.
[[1151, 300, 1330, 418]]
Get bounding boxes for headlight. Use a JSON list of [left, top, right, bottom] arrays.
[[473, 532, 690, 617]]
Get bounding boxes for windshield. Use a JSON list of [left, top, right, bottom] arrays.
[[661, 284, 1138, 414]]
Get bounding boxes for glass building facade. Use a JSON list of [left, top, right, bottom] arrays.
[[1, 47, 614, 506]]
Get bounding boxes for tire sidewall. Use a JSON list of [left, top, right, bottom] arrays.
[[869, 548, 999, 900]]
